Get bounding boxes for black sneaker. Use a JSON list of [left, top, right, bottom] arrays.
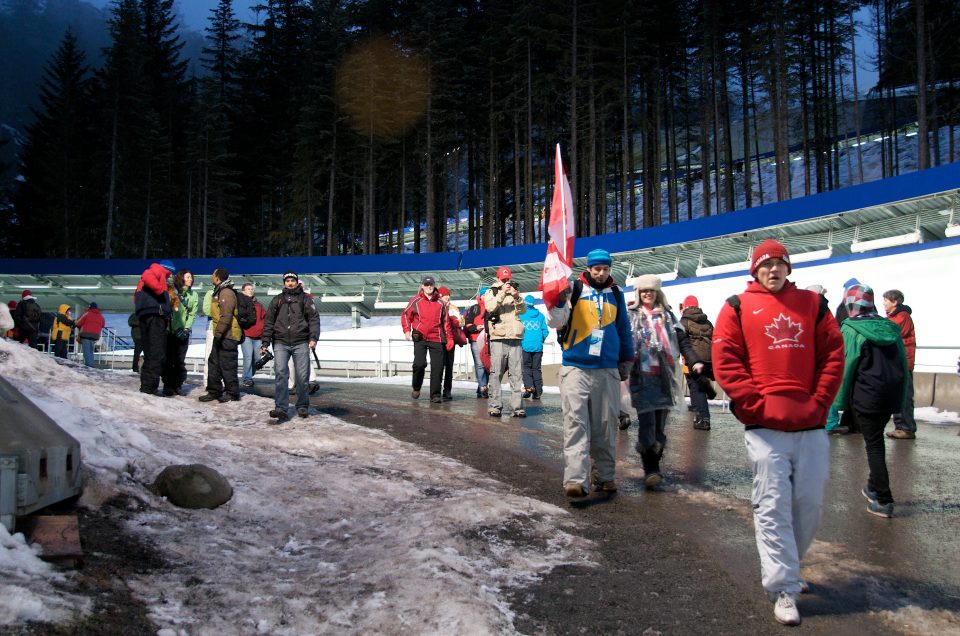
[[411, 390, 420, 399], [218, 393, 240, 403], [693, 419, 711, 430], [618, 414, 632, 430], [430, 395, 442, 403], [198, 393, 220, 402], [174, 387, 187, 397], [531, 392, 542, 400], [521, 390, 532, 399], [442, 393, 452, 401], [480, 387, 489, 397], [269, 408, 288, 420], [308, 381, 320, 395], [162, 387, 175, 397], [512, 409, 526, 418], [488, 408, 502, 417], [476, 391, 484, 399], [297, 407, 309, 418]]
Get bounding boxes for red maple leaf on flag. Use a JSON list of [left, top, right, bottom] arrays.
[[764, 314, 804, 344]]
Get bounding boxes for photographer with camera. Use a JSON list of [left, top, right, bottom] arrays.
[[401, 276, 451, 403], [482, 267, 527, 417], [261, 272, 320, 421]]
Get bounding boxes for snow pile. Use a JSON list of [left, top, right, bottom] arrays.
[[0, 339, 591, 632]]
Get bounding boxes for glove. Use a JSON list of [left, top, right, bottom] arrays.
[[618, 360, 633, 381], [557, 288, 572, 304], [175, 327, 191, 342]]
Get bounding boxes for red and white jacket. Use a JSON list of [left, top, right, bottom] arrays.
[[401, 289, 452, 344], [712, 280, 844, 432]]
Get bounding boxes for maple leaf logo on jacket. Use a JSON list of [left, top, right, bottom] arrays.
[[764, 314, 804, 345]]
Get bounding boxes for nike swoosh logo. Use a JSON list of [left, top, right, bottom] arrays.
[[753, 309, 763, 314]]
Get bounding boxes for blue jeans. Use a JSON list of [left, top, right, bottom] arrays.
[[470, 340, 489, 392], [240, 336, 261, 381], [273, 342, 310, 410], [80, 338, 95, 367]]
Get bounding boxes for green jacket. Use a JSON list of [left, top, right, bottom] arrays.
[[832, 315, 909, 412], [170, 287, 200, 333]]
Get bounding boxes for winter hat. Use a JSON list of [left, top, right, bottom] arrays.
[[478, 287, 488, 298], [159, 259, 176, 273], [496, 266, 512, 280], [682, 295, 699, 308], [89, 302, 98, 309], [586, 248, 612, 267], [7, 300, 16, 309], [524, 295, 536, 305], [632, 274, 662, 292], [750, 239, 791, 277], [806, 284, 826, 295], [282, 271, 299, 282], [437, 286, 451, 297], [421, 275, 436, 286], [843, 277, 860, 290], [844, 284, 877, 318], [21, 290, 31, 298]]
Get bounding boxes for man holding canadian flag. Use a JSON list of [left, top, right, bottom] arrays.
[[542, 145, 634, 499]]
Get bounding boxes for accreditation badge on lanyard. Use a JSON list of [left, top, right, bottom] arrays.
[[588, 289, 605, 357]]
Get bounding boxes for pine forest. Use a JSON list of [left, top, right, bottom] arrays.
[[2, 0, 959, 260]]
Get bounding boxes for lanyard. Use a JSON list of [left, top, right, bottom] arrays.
[[591, 289, 605, 323]]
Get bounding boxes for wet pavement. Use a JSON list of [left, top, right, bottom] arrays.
[[250, 377, 960, 633]]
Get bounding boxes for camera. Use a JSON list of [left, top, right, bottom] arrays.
[[506, 280, 519, 291], [253, 349, 274, 372]]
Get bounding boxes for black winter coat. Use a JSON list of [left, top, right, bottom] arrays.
[[262, 287, 320, 346]]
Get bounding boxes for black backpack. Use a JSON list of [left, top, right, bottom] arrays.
[[235, 293, 257, 330]]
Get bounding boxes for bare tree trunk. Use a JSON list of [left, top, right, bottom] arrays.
[[513, 112, 521, 245], [186, 171, 192, 258], [588, 65, 597, 236], [740, 36, 753, 208], [700, 53, 712, 216], [850, 8, 864, 183], [105, 99, 118, 258], [142, 164, 152, 259], [425, 63, 435, 252], [486, 70, 496, 249], [621, 25, 630, 231], [916, 0, 929, 169], [569, 0, 578, 224], [326, 120, 338, 255], [525, 38, 534, 244]]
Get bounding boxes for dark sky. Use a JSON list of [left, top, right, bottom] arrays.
[[84, 0, 258, 33]]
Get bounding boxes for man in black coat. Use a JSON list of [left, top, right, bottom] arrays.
[[13, 290, 42, 349]]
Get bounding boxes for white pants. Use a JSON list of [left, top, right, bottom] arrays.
[[560, 366, 620, 489], [744, 427, 829, 599]]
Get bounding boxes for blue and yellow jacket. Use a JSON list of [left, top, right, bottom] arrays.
[[546, 273, 633, 370]]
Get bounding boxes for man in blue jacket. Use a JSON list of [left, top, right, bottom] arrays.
[[546, 249, 633, 497], [520, 295, 550, 399]]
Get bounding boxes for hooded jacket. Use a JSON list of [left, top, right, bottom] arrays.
[[712, 280, 844, 432], [546, 271, 633, 370], [680, 306, 713, 363], [833, 314, 909, 414], [75, 307, 105, 340], [462, 298, 486, 343], [14, 296, 41, 333], [135, 263, 172, 319], [521, 304, 549, 353], [483, 282, 527, 340], [51, 304, 75, 342], [886, 304, 916, 370], [210, 280, 242, 342]]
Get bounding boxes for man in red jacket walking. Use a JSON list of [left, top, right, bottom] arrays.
[[712, 240, 844, 627], [401, 276, 451, 403]]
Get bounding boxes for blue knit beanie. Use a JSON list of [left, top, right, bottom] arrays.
[[160, 259, 176, 273], [524, 295, 536, 305], [843, 277, 860, 289], [586, 249, 612, 266]]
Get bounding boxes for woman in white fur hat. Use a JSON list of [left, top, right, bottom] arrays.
[[627, 274, 704, 488]]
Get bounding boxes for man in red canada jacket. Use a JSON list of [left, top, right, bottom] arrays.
[[712, 239, 844, 627], [401, 275, 451, 403]]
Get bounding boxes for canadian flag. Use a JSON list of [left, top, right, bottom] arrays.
[[538, 144, 575, 310]]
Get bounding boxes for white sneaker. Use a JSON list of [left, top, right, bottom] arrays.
[[774, 592, 801, 626]]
